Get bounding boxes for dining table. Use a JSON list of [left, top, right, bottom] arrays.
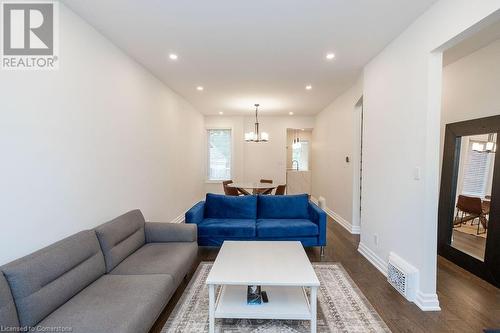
[[227, 182, 278, 195]]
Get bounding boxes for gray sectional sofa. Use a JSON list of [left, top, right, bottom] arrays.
[[0, 209, 198, 333]]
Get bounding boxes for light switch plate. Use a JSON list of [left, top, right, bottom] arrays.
[[414, 167, 421, 180]]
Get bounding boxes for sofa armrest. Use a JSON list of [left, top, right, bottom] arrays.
[[145, 222, 197, 243], [308, 201, 327, 246], [185, 201, 205, 224]]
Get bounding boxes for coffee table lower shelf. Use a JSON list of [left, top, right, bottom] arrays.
[[208, 284, 318, 333]]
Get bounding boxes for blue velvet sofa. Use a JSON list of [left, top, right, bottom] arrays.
[[185, 193, 327, 253]]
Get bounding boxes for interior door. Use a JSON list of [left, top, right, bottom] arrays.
[[438, 115, 500, 287]]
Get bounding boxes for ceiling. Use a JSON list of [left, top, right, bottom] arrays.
[[61, 0, 438, 116]]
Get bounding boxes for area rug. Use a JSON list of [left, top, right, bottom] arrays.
[[162, 262, 391, 332]]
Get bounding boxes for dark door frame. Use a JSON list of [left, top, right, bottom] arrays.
[[438, 115, 500, 288]]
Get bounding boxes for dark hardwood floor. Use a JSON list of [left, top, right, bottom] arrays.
[[150, 218, 500, 333]]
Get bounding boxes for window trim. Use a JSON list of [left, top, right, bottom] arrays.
[[461, 139, 493, 198], [206, 127, 233, 183]]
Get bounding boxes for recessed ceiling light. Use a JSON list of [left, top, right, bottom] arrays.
[[305, 85, 312, 90], [326, 53, 335, 60], [289, 112, 294, 116], [196, 86, 204, 91], [219, 111, 224, 115], [169, 53, 178, 60], [301, 128, 305, 131]]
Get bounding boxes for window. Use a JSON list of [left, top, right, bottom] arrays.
[[462, 140, 493, 197], [292, 141, 309, 171], [207, 129, 231, 181]]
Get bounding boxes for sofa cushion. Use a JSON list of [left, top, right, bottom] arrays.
[[95, 209, 146, 272], [110, 242, 198, 285], [257, 194, 310, 219], [198, 218, 256, 238], [0, 271, 19, 328], [204, 193, 257, 219], [38, 274, 174, 333], [2, 231, 105, 327], [257, 219, 319, 237]]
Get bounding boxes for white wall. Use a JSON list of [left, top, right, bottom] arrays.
[[311, 79, 363, 233], [442, 39, 500, 127], [0, 4, 205, 265], [440, 39, 500, 183], [204, 115, 315, 194], [360, 0, 500, 311]]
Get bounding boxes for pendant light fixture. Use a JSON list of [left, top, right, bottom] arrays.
[[472, 133, 497, 154], [485, 133, 497, 153], [292, 129, 301, 149], [245, 104, 269, 142]]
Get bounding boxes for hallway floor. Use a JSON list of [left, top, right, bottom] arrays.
[[151, 218, 500, 333]]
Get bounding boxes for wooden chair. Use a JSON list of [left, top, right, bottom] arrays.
[[258, 179, 273, 195], [274, 184, 286, 195], [480, 200, 490, 233], [454, 195, 488, 234], [222, 180, 240, 196]]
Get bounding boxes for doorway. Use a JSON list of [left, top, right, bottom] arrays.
[[286, 128, 313, 195], [437, 17, 500, 286], [352, 97, 363, 233]]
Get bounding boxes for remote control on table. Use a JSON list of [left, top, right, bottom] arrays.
[[261, 291, 268, 303]]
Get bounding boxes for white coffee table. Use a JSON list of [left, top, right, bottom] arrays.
[[206, 241, 320, 333]]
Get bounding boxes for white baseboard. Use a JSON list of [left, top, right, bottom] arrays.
[[415, 291, 441, 311], [310, 196, 360, 235], [357, 243, 441, 311], [329, 209, 361, 235], [170, 213, 185, 224], [357, 242, 388, 276]]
